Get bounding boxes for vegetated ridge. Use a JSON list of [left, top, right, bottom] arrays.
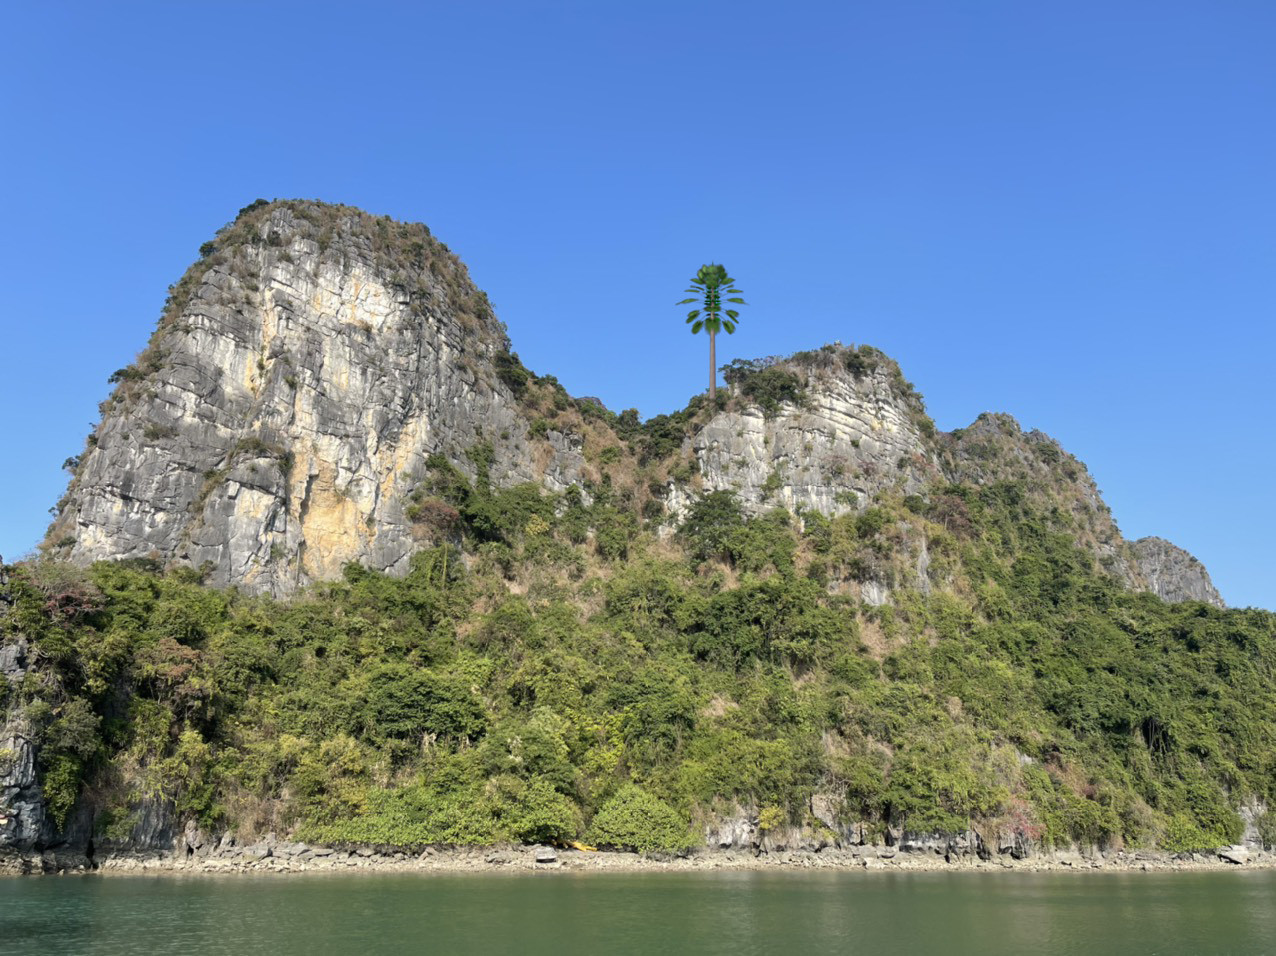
[[3, 200, 1268, 873]]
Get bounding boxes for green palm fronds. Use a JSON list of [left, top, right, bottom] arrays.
[[679, 264, 746, 337], [679, 264, 747, 401]]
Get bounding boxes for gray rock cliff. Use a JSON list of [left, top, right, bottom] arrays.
[[47, 200, 1223, 604], [1132, 536, 1225, 607], [943, 412, 1146, 588], [0, 637, 45, 851], [49, 201, 584, 595], [674, 347, 939, 519]]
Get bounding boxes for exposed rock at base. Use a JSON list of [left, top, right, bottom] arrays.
[[0, 637, 45, 851], [1219, 845, 1250, 865], [2, 627, 181, 857], [1239, 797, 1269, 849], [0, 721, 43, 850], [5, 818, 1272, 876], [99, 793, 181, 854], [705, 814, 760, 850], [1133, 536, 1226, 608], [6, 840, 1273, 877]]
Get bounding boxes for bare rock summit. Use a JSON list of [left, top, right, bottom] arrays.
[[1132, 536, 1225, 608]]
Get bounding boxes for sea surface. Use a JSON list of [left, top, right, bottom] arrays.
[[2, 868, 1274, 955]]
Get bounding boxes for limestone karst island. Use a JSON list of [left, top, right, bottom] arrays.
[[2, 200, 1271, 877]]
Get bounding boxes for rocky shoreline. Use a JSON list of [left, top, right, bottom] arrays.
[[3, 837, 1269, 878]]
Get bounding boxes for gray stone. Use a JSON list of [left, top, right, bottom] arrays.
[[0, 722, 44, 850], [899, 830, 974, 858], [241, 840, 274, 860], [52, 202, 586, 597], [94, 793, 178, 853], [669, 349, 939, 525], [1132, 537, 1226, 607], [1239, 797, 1269, 849], [1219, 845, 1250, 865], [0, 637, 28, 684], [809, 794, 841, 831], [705, 814, 758, 850]]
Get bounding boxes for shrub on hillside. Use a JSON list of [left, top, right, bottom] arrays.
[[586, 785, 696, 854], [679, 490, 745, 562], [721, 359, 808, 417], [363, 663, 487, 743]]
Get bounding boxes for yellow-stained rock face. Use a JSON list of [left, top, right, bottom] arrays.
[[295, 458, 367, 582], [53, 200, 586, 595]]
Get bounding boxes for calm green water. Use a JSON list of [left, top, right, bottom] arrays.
[[2, 869, 1275, 955]]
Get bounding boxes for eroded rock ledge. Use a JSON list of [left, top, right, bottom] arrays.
[[3, 838, 1267, 878]]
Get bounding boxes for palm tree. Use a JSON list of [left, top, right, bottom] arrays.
[[679, 264, 746, 403]]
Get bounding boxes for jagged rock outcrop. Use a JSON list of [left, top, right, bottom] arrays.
[[1132, 536, 1225, 608], [49, 201, 585, 595], [676, 347, 940, 518], [0, 637, 45, 851], [942, 415, 1225, 604], [47, 200, 1223, 603], [944, 412, 1146, 588]]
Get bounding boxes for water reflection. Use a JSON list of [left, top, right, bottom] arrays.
[[1, 869, 1273, 955]]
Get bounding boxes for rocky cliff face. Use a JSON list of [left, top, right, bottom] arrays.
[[48, 201, 584, 596], [675, 348, 939, 519], [49, 200, 1221, 604], [1133, 536, 1225, 607], [0, 632, 101, 858], [0, 637, 44, 851], [941, 412, 1147, 588]]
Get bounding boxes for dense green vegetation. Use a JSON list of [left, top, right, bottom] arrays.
[[720, 358, 808, 418], [4, 464, 1273, 855]]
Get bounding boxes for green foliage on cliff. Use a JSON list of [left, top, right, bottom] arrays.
[[720, 358, 808, 418], [588, 785, 697, 853], [3, 469, 1273, 855]]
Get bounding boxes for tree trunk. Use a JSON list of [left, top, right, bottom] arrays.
[[709, 328, 716, 403]]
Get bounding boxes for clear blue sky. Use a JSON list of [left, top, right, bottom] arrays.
[[1, 1, 1272, 608]]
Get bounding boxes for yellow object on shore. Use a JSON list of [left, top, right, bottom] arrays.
[[570, 841, 598, 852]]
